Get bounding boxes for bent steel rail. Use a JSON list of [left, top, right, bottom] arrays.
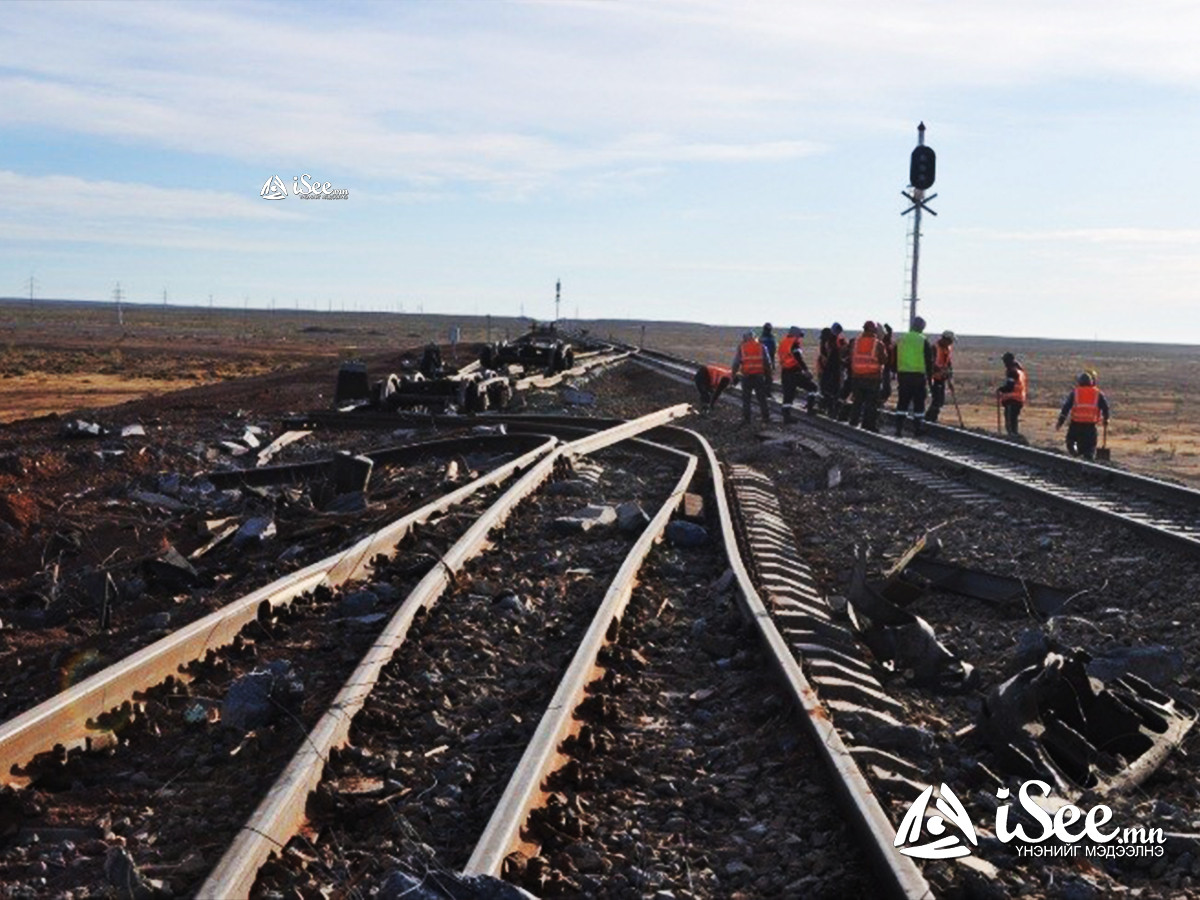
[[197, 404, 689, 899], [0, 434, 558, 786]]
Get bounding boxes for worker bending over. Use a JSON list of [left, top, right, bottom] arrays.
[[732, 330, 771, 425], [1056, 372, 1110, 460], [693, 364, 733, 414]]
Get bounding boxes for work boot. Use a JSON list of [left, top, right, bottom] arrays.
[[894, 418, 904, 438]]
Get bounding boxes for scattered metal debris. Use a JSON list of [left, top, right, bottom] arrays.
[[978, 646, 1196, 793], [847, 548, 976, 691], [880, 534, 1072, 616]]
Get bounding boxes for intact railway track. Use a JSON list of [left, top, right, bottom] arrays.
[[627, 345, 1200, 556]]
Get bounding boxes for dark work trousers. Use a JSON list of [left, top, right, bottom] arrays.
[[847, 376, 882, 431], [741, 373, 770, 424], [1003, 401, 1023, 435], [895, 372, 928, 436], [819, 366, 842, 417], [694, 368, 713, 411], [780, 368, 816, 422], [927, 380, 947, 422], [1066, 422, 1099, 459]]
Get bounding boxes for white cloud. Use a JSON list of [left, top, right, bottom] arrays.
[[0, 171, 301, 222], [957, 226, 1200, 246]]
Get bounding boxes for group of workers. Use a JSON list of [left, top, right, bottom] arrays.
[[694, 321, 1113, 461]]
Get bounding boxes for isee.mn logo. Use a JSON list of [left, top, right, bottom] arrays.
[[260, 174, 349, 200], [894, 780, 1165, 861], [260, 175, 288, 200]]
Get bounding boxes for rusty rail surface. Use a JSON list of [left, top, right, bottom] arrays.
[[450, 422, 932, 899], [197, 404, 689, 899], [464, 441, 697, 876], [0, 435, 558, 787]]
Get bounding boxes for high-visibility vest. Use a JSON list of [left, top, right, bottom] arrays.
[[933, 343, 953, 381], [739, 340, 765, 376], [1001, 367, 1028, 404], [851, 335, 883, 377], [707, 364, 732, 390], [778, 335, 801, 370], [896, 331, 926, 374], [1071, 385, 1101, 424]]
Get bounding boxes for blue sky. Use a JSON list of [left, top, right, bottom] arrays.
[[2, 1, 1198, 342]]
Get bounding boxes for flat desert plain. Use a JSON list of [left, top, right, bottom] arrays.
[[2, 301, 1199, 486]]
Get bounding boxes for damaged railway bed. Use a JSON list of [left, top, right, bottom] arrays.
[[2, 334, 1200, 899]]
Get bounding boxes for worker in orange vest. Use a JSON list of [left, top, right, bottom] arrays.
[[778, 326, 816, 423], [693, 363, 733, 414], [847, 321, 888, 432], [1056, 372, 1110, 460], [926, 331, 955, 423], [731, 330, 771, 425], [996, 352, 1028, 436]]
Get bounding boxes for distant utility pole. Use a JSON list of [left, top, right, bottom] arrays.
[[901, 121, 938, 329], [26, 275, 37, 308], [555, 279, 561, 323], [113, 282, 124, 326]]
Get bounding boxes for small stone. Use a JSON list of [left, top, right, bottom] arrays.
[[665, 520, 708, 547], [616, 501, 650, 534], [232, 516, 276, 548], [337, 589, 379, 618], [220, 660, 304, 732], [553, 505, 617, 535]]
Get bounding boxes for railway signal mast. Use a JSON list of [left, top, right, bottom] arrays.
[[555, 279, 561, 324], [901, 122, 938, 329]]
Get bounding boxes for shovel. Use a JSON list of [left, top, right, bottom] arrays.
[[1096, 419, 1111, 461], [947, 379, 965, 428], [995, 395, 1002, 434]]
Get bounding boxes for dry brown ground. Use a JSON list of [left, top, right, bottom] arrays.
[[4, 301, 1200, 485]]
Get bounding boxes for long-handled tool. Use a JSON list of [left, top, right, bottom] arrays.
[[1097, 418, 1111, 461], [947, 379, 965, 428], [996, 395, 1002, 434]]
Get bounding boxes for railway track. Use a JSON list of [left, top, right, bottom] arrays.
[[625, 345, 1200, 556], [0, 395, 936, 899], [8, 341, 1197, 899]]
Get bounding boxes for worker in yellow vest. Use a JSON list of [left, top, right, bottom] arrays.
[[891, 317, 935, 437], [731, 330, 771, 425]]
